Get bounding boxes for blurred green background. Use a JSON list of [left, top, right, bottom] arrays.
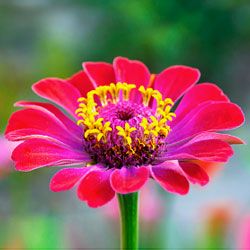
[[0, 0, 250, 249]]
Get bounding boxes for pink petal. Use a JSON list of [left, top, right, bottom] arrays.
[[15, 101, 82, 138], [32, 78, 81, 117], [113, 57, 151, 87], [50, 167, 91, 192], [154, 65, 200, 101], [5, 108, 82, 149], [83, 62, 115, 87], [77, 168, 115, 208], [167, 132, 244, 151], [173, 83, 229, 125], [67, 70, 94, 96], [168, 102, 245, 143], [110, 166, 149, 194], [166, 139, 233, 162], [193, 160, 223, 177], [179, 162, 209, 186], [212, 134, 245, 144], [113, 57, 151, 102], [151, 161, 189, 195], [184, 132, 245, 145], [12, 139, 89, 171]]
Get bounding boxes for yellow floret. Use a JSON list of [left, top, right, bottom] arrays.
[[116, 122, 136, 145]]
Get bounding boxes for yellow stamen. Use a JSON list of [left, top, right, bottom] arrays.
[[116, 122, 136, 145], [119, 83, 136, 100], [76, 83, 176, 152], [109, 83, 120, 103], [139, 86, 155, 106]]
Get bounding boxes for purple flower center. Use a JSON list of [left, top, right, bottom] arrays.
[[99, 101, 153, 129], [76, 83, 176, 169], [116, 109, 134, 121]]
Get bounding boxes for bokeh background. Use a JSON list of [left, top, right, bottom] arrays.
[[1, 0, 250, 249]]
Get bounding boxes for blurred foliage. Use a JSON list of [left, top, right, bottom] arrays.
[[1, 215, 63, 249]]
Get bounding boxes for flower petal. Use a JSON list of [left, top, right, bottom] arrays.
[[12, 139, 90, 171], [165, 139, 233, 162], [210, 133, 245, 145], [113, 57, 151, 87], [179, 162, 209, 186], [173, 83, 229, 125], [151, 161, 189, 195], [5, 108, 82, 149], [67, 70, 94, 96], [191, 160, 223, 177], [110, 166, 149, 194], [113, 57, 151, 102], [166, 132, 244, 151], [77, 168, 115, 208], [50, 167, 91, 192], [183, 132, 245, 145], [168, 102, 245, 143], [32, 78, 81, 117], [83, 62, 115, 87], [154, 65, 200, 101], [15, 101, 82, 138]]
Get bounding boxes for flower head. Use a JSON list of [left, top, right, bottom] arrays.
[[5, 57, 244, 207]]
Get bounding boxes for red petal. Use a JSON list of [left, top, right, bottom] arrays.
[[173, 83, 229, 125], [83, 62, 115, 87], [77, 168, 115, 208], [167, 132, 244, 151], [50, 167, 91, 192], [5, 108, 82, 149], [113, 57, 151, 102], [168, 102, 245, 143], [32, 78, 81, 117], [192, 160, 223, 177], [15, 101, 82, 138], [154, 65, 200, 101], [110, 166, 149, 194], [67, 70, 94, 96], [151, 161, 189, 195], [113, 57, 150, 87], [166, 139, 233, 162], [212, 134, 245, 144], [179, 162, 209, 186], [12, 139, 89, 171]]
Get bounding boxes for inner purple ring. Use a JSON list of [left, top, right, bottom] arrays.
[[98, 101, 154, 130]]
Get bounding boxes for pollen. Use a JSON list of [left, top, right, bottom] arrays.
[[116, 123, 136, 145], [75, 82, 176, 168], [138, 86, 155, 106]]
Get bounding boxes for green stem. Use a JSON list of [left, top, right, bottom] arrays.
[[117, 192, 139, 250]]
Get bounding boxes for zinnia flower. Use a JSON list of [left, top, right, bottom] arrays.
[[5, 57, 244, 207]]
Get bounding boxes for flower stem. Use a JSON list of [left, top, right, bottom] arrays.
[[117, 192, 139, 250]]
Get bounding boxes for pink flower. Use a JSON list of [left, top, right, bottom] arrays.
[[5, 57, 244, 207], [237, 215, 250, 248], [0, 135, 18, 177]]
